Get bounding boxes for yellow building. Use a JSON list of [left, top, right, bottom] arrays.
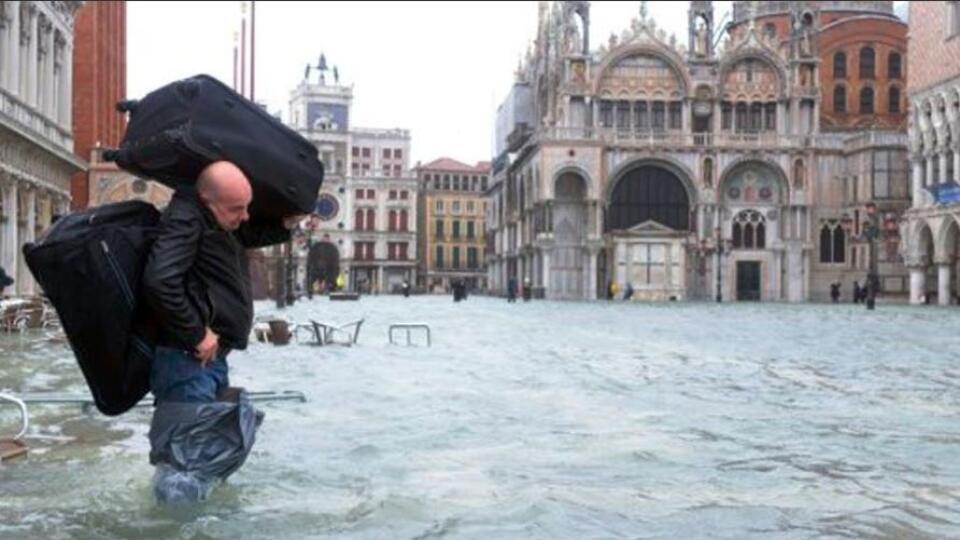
[[415, 158, 490, 292]]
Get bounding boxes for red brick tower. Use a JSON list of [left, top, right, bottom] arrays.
[[71, 0, 127, 210]]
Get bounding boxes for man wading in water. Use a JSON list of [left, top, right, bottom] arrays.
[[143, 160, 302, 501]]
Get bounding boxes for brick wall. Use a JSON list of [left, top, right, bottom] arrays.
[[818, 17, 907, 131], [908, 2, 960, 94], [71, 0, 127, 210]]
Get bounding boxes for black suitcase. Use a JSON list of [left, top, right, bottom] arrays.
[[105, 74, 323, 220], [23, 201, 161, 416]]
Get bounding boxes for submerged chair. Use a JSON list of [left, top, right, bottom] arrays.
[[305, 318, 364, 346], [0, 393, 28, 461]]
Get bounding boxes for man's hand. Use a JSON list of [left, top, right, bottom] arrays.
[[283, 214, 309, 230], [195, 327, 219, 367]]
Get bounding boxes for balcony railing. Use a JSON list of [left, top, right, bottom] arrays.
[[0, 88, 73, 152], [542, 127, 823, 149]]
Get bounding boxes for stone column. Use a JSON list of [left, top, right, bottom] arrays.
[[926, 154, 936, 188], [43, 23, 53, 119], [911, 157, 924, 208], [940, 151, 949, 185], [376, 265, 384, 293], [587, 247, 598, 300], [2, 179, 17, 283], [542, 248, 551, 298], [60, 40, 71, 127], [954, 145, 960, 183], [938, 262, 952, 306], [9, 1, 20, 94], [27, 9, 37, 107], [909, 266, 926, 304]]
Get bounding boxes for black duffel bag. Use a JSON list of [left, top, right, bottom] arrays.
[[105, 74, 323, 220], [23, 201, 160, 416]]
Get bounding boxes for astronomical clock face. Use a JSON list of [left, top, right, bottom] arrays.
[[315, 193, 340, 221]]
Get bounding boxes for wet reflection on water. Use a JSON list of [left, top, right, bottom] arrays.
[[1, 298, 959, 539]]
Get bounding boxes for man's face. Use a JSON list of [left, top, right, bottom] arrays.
[[208, 187, 252, 231], [198, 161, 254, 231]]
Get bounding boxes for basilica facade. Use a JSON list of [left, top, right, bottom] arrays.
[[487, 1, 910, 302]]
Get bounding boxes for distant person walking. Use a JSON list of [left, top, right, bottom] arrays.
[[852, 280, 861, 304], [623, 282, 634, 301], [507, 277, 518, 303], [607, 281, 619, 300], [522, 278, 532, 302], [830, 282, 840, 303]]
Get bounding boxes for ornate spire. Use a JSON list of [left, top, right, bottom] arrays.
[[639, 1, 648, 22]]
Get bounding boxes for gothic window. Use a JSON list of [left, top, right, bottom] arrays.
[[735, 102, 747, 132], [634, 101, 649, 131], [859, 47, 875, 79], [721, 102, 732, 130], [749, 102, 763, 132], [366, 208, 375, 231], [435, 219, 444, 238], [732, 210, 766, 249], [887, 52, 902, 79], [764, 103, 777, 130], [388, 210, 397, 231], [833, 52, 847, 79], [616, 101, 631, 129], [600, 100, 614, 128], [888, 86, 901, 113], [860, 87, 874, 114], [435, 245, 444, 268], [834, 84, 847, 113], [400, 209, 408, 231], [668, 102, 682, 130], [819, 222, 846, 263], [354, 209, 364, 230], [652, 101, 665, 130]]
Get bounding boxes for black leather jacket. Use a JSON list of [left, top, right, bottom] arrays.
[[143, 188, 290, 352]]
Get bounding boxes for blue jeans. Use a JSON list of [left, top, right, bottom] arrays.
[[150, 346, 229, 404]]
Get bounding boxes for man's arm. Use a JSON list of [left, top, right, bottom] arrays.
[[235, 217, 292, 248], [142, 207, 207, 349]]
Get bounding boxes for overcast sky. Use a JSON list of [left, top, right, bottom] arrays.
[[127, 1, 732, 165]]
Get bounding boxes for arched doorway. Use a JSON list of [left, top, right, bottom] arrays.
[[605, 165, 690, 232], [918, 225, 936, 303], [937, 219, 959, 305], [551, 172, 588, 299], [307, 241, 340, 294], [719, 161, 788, 301], [605, 163, 692, 301]]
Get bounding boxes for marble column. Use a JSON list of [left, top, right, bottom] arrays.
[[43, 23, 53, 119], [8, 0, 21, 96], [954, 145, 960, 183], [587, 247, 598, 300], [542, 249, 551, 297], [940, 151, 950, 185], [926, 154, 936, 187], [911, 157, 924, 208], [909, 266, 926, 305], [2, 179, 17, 284], [27, 9, 37, 107], [938, 262, 952, 306]]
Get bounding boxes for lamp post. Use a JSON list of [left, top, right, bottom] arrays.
[[864, 202, 880, 310], [714, 226, 724, 303]]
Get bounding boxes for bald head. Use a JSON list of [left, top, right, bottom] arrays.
[[197, 161, 252, 231]]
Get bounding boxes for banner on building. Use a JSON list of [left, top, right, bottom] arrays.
[[926, 183, 960, 204]]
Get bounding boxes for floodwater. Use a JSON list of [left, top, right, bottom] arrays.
[[1, 296, 959, 539]]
